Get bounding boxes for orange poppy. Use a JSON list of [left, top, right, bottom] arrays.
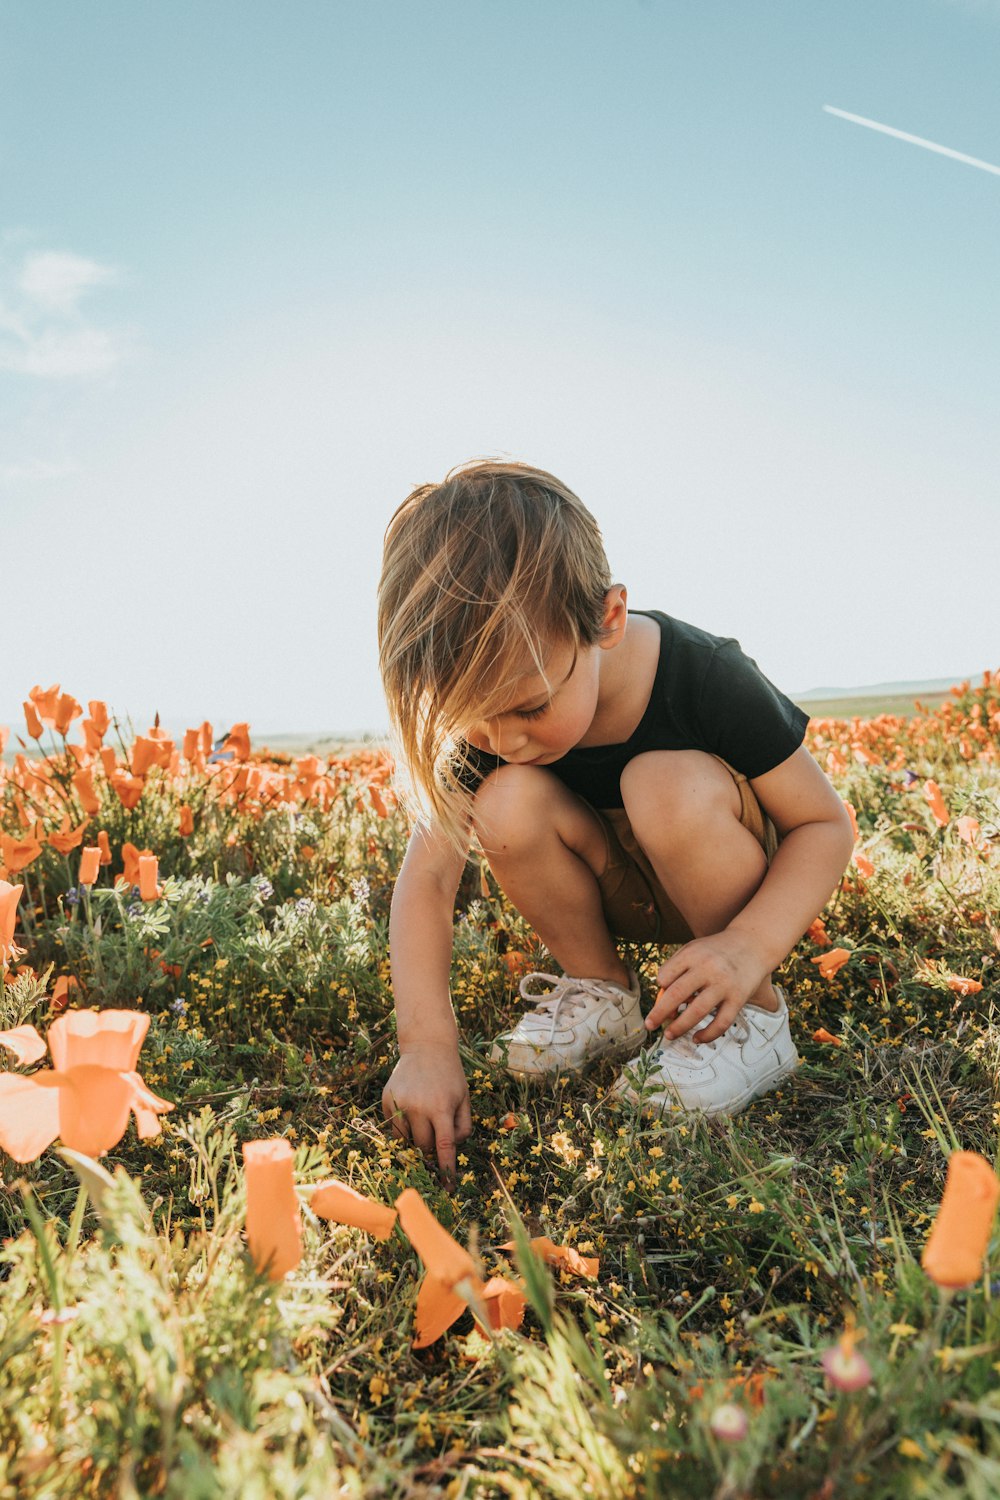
[[956, 816, 981, 847], [51, 975, 81, 1013], [412, 1271, 526, 1349], [842, 800, 859, 840], [79, 847, 102, 887], [922, 1150, 1000, 1288], [812, 1028, 842, 1046], [28, 684, 61, 726], [370, 785, 388, 817], [88, 701, 110, 737], [243, 1139, 302, 1280], [53, 694, 83, 736], [923, 780, 950, 828], [138, 855, 160, 901], [500, 1235, 599, 1278], [131, 736, 160, 778], [111, 773, 145, 810], [311, 1178, 398, 1238], [225, 723, 251, 762], [0, 1008, 173, 1162], [945, 975, 983, 997], [807, 917, 831, 948], [810, 948, 852, 980], [119, 843, 153, 888], [178, 805, 194, 837], [1, 881, 24, 972], [23, 701, 43, 740], [48, 816, 90, 855], [97, 830, 112, 866], [0, 833, 43, 874], [72, 767, 101, 816]]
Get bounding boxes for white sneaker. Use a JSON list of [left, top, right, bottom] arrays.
[[490, 969, 645, 1078], [609, 986, 800, 1117]]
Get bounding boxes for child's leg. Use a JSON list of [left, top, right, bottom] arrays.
[[619, 750, 779, 1011], [473, 766, 632, 987]]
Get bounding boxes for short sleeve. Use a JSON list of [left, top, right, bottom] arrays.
[[695, 641, 810, 778]]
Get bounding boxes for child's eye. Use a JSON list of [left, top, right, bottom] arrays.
[[516, 703, 549, 721]]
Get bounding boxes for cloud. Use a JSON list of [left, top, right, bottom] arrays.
[[0, 247, 130, 378], [0, 458, 80, 485], [18, 251, 118, 314]]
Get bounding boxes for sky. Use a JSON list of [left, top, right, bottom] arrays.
[[1, 0, 998, 739]]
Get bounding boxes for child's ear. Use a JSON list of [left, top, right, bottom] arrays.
[[599, 584, 628, 645]]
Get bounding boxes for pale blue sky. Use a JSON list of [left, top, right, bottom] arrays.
[[1, 0, 997, 736]]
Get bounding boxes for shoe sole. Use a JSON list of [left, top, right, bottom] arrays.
[[500, 1026, 648, 1081], [616, 1049, 802, 1117]]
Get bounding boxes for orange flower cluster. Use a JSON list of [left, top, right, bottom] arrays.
[[806, 669, 1000, 776], [243, 1142, 597, 1347], [0, 683, 397, 884]]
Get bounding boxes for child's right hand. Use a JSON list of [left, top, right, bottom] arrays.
[[381, 1048, 472, 1188]]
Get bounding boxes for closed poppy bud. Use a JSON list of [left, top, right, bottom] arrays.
[[244, 1139, 302, 1280], [821, 1331, 872, 1391], [923, 780, 950, 828], [922, 1150, 1000, 1288], [0, 881, 24, 971], [182, 729, 200, 762], [178, 805, 194, 837], [138, 855, 159, 902], [79, 847, 101, 887], [23, 702, 43, 740], [97, 830, 112, 866], [100, 746, 117, 777]]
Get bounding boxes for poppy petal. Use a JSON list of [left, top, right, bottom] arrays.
[[0, 1024, 48, 1066], [395, 1187, 477, 1289], [0, 1073, 62, 1161], [310, 1178, 398, 1239]]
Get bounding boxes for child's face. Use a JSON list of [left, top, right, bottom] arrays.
[[465, 637, 603, 766]]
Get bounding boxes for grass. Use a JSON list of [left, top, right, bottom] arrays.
[[0, 675, 998, 1497]]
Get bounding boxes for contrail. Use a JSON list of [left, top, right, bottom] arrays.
[[824, 105, 1000, 178]]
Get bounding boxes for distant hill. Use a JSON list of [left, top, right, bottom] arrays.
[[793, 676, 962, 703], [792, 676, 968, 722]]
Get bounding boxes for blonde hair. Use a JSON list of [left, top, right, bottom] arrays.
[[378, 458, 613, 854]]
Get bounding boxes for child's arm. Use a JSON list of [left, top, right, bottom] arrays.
[[648, 746, 856, 1043], [382, 822, 472, 1185]]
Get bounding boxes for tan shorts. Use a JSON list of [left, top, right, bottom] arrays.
[[594, 756, 778, 945]]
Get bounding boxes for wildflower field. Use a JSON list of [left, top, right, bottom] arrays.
[[1, 677, 999, 1499]]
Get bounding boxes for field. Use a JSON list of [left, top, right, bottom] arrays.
[[1, 676, 999, 1498]]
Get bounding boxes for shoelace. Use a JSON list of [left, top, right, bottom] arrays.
[[516, 971, 631, 1047], [649, 1005, 751, 1064]]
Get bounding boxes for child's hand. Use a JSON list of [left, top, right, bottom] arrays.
[[382, 1048, 472, 1189], [646, 931, 768, 1044]]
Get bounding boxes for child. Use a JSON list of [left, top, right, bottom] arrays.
[[377, 460, 855, 1185]]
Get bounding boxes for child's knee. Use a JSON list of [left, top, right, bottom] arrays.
[[472, 765, 555, 852], [620, 750, 742, 841]]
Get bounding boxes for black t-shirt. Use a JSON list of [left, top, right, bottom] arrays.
[[457, 609, 811, 809]]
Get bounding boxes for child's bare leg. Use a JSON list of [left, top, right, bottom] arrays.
[[473, 767, 631, 987], [620, 750, 779, 1011]]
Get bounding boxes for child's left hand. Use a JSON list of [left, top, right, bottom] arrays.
[[646, 931, 768, 1044]]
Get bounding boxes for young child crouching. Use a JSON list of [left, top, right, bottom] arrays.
[[377, 460, 855, 1184]]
